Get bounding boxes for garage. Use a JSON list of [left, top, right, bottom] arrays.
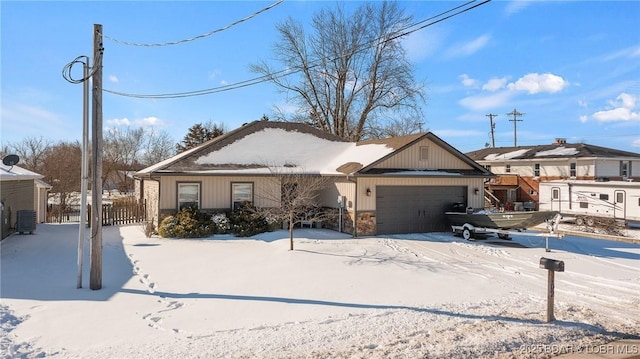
[[376, 185, 467, 234]]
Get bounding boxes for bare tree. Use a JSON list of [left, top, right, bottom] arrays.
[[5, 136, 52, 172], [364, 115, 426, 139], [141, 128, 175, 166], [41, 141, 82, 223], [103, 127, 175, 193], [258, 168, 332, 250], [251, 1, 424, 141]]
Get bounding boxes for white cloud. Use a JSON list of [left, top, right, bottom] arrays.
[[482, 77, 508, 92], [459, 74, 479, 88], [458, 91, 513, 111], [446, 34, 490, 58], [107, 117, 131, 126], [108, 75, 119, 83], [632, 138, 640, 148], [507, 73, 568, 94], [402, 29, 442, 62], [579, 115, 588, 123], [592, 93, 640, 122], [505, 0, 533, 16], [106, 116, 167, 128]]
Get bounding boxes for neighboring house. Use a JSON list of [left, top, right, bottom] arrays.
[[0, 164, 51, 239], [135, 121, 492, 236], [466, 138, 640, 210]]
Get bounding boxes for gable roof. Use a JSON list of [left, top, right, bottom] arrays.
[[136, 121, 491, 177], [466, 142, 640, 162]]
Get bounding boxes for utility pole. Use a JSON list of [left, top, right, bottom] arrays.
[[77, 57, 90, 289], [90, 24, 104, 290], [486, 113, 497, 148], [506, 108, 524, 147]]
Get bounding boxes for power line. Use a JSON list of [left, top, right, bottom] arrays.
[[104, 0, 491, 100], [102, 0, 284, 47]]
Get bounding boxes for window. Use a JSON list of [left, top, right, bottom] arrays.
[[534, 163, 540, 177], [579, 202, 588, 209], [570, 162, 576, 177], [620, 161, 629, 178], [178, 183, 200, 210], [616, 192, 624, 204], [505, 164, 511, 173], [552, 188, 559, 200], [599, 194, 609, 201], [419, 146, 429, 161], [232, 182, 253, 209]]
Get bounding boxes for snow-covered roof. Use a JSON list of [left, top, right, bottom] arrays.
[[483, 149, 530, 161], [194, 128, 393, 175], [533, 146, 579, 157], [467, 142, 640, 162], [136, 121, 491, 178], [0, 164, 43, 181]]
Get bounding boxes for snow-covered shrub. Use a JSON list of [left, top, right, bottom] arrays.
[[211, 213, 231, 234], [157, 207, 216, 238]]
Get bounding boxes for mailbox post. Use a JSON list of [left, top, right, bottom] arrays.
[[539, 257, 564, 322]]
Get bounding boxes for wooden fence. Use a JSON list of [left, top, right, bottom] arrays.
[[47, 199, 146, 226]]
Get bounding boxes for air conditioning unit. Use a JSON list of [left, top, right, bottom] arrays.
[[16, 210, 36, 234]]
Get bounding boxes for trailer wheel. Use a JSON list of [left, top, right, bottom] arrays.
[[586, 217, 595, 227], [575, 217, 585, 226], [462, 228, 473, 241]]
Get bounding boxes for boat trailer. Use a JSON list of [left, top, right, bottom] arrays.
[[451, 214, 565, 252]]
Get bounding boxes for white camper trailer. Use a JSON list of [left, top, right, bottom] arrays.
[[539, 180, 640, 226]]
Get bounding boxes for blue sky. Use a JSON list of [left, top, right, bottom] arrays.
[[1, 1, 639, 154]]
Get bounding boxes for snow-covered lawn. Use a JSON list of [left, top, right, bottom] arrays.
[[1, 223, 639, 358]]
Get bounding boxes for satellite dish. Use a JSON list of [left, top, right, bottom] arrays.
[[2, 154, 20, 166]]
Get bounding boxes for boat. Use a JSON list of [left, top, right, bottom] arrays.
[[444, 210, 559, 230]]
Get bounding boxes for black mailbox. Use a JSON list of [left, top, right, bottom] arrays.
[[539, 257, 564, 272]]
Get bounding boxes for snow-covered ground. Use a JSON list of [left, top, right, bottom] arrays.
[[1, 223, 639, 358]]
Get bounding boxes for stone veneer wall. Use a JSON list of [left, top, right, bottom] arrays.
[[356, 211, 376, 236]]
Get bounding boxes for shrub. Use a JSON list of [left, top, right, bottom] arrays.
[[227, 203, 271, 237], [157, 207, 216, 238], [211, 213, 231, 234]]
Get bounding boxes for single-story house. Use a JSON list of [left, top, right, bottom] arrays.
[[0, 163, 51, 239], [134, 121, 493, 235], [466, 138, 640, 210]]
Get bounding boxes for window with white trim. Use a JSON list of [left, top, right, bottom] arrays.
[[178, 183, 200, 210], [534, 163, 540, 177], [232, 182, 253, 210], [505, 164, 511, 173], [569, 162, 576, 177]]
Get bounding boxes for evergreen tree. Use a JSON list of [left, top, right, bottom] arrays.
[[176, 121, 226, 153]]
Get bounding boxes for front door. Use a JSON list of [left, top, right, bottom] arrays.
[[614, 190, 625, 220]]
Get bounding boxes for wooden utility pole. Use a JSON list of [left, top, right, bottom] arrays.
[[506, 108, 524, 147], [486, 113, 497, 148], [90, 24, 104, 290]]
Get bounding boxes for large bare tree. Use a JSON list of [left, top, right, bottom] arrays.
[[251, 1, 425, 141]]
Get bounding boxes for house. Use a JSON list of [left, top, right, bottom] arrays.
[[134, 121, 493, 235], [0, 163, 51, 239], [465, 138, 640, 210]]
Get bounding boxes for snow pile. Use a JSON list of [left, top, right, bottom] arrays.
[[1, 224, 638, 358]]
